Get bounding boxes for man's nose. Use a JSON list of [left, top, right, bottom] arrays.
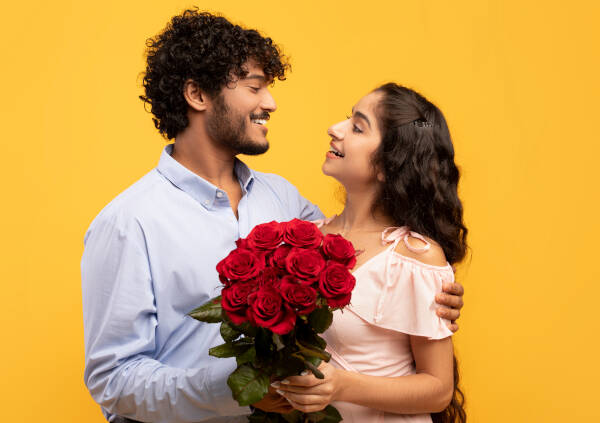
[[260, 90, 277, 112]]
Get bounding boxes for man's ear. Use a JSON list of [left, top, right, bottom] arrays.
[[183, 79, 208, 112]]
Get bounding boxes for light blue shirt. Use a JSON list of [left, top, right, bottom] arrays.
[[81, 145, 324, 423]]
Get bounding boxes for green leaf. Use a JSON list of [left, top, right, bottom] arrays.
[[227, 364, 269, 406], [188, 296, 223, 323], [209, 338, 253, 358], [209, 343, 242, 358], [220, 321, 242, 342], [308, 307, 333, 333], [249, 409, 291, 423], [306, 405, 342, 423], [235, 321, 258, 337], [281, 410, 303, 423], [236, 346, 256, 366]]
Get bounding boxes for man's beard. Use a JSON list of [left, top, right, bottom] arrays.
[[206, 94, 269, 156]]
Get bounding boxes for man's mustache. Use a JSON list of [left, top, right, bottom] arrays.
[[249, 112, 270, 120]]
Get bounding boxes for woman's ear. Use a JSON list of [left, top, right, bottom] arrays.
[[377, 171, 385, 182], [183, 79, 208, 112]]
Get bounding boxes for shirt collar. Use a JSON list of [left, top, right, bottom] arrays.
[[156, 144, 255, 209]]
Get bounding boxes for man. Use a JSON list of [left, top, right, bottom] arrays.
[[81, 10, 464, 423]]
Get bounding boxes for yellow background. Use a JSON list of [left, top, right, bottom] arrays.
[[1, 1, 599, 421]]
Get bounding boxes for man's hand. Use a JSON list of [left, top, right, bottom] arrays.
[[435, 280, 464, 333], [251, 386, 294, 414]]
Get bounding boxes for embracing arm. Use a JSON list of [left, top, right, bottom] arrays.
[[275, 336, 454, 414]]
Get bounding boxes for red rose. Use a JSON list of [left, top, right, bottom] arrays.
[[247, 221, 284, 251], [235, 238, 250, 250], [258, 268, 281, 288], [216, 248, 264, 284], [318, 261, 356, 308], [285, 248, 326, 283], [322, 234, 357, 269], [221, 281, 255, 325], [283, 219, 323, 249], [280, 276, 317, 315], [247, 287, 296, 335], [269, 244, 292, 271]]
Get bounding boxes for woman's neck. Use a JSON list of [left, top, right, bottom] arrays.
[[337, 187, 394, 234]]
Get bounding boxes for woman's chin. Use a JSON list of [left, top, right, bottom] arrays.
[[321, 162, 336, 177]]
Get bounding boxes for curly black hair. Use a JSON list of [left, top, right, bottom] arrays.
[[139, 9, 290, 139], [372, 83, 468, 423], [372, 83, 468, 264]]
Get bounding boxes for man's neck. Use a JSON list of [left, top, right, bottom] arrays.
[[171, 127, 238, 188]]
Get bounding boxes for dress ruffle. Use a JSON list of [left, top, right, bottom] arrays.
[[313, 219, 455, 340], [348, 252, 454, 340]]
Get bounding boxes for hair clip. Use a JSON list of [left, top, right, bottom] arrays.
[[412, 118, 433, 128]]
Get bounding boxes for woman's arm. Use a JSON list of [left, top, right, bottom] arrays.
[[274, 336, 454, 414]]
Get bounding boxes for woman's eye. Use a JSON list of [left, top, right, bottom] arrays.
[[352, 125, 363, 134], [249, 87, 259, 92]]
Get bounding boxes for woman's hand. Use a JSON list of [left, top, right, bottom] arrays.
[[271, 362, 343, 413]]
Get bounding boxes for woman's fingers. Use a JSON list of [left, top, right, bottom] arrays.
[[274, 383, 332, 396], [274, 374, 325, 388], [285, 398, 325, 413], [280, 393, 328, 413]]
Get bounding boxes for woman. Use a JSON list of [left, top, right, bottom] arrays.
[[273, 83, 467, 422]]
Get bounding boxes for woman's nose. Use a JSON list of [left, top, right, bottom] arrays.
[[327, 121, 345, 140]]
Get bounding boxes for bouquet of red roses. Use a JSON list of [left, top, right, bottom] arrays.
[[188, 219, 357, 423]]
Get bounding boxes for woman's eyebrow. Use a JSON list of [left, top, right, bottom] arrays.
[[351, 108, 371, 129]]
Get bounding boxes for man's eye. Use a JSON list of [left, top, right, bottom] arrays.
[[249, 87, 260, 92]]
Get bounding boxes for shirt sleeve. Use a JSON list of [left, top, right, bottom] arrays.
[[283, 177, 324, 221], [81, 210, 249, 422]]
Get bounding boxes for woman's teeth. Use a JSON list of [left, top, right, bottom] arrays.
[[329, 148, 344, 158]]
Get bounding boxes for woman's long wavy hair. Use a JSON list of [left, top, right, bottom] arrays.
[[372, 83, 468, 422]]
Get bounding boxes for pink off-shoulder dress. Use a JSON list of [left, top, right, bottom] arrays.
[[315, 218, 454, 423]]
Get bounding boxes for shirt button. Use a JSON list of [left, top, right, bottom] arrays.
[[216, 192, 224, 198], [204, 200, 210, 205]]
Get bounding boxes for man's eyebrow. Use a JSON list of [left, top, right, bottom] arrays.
[[243, 74, 267, 82], [352, 108, 372, 129]]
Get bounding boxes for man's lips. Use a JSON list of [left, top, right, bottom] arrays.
[[250, 116, 269, 134]]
